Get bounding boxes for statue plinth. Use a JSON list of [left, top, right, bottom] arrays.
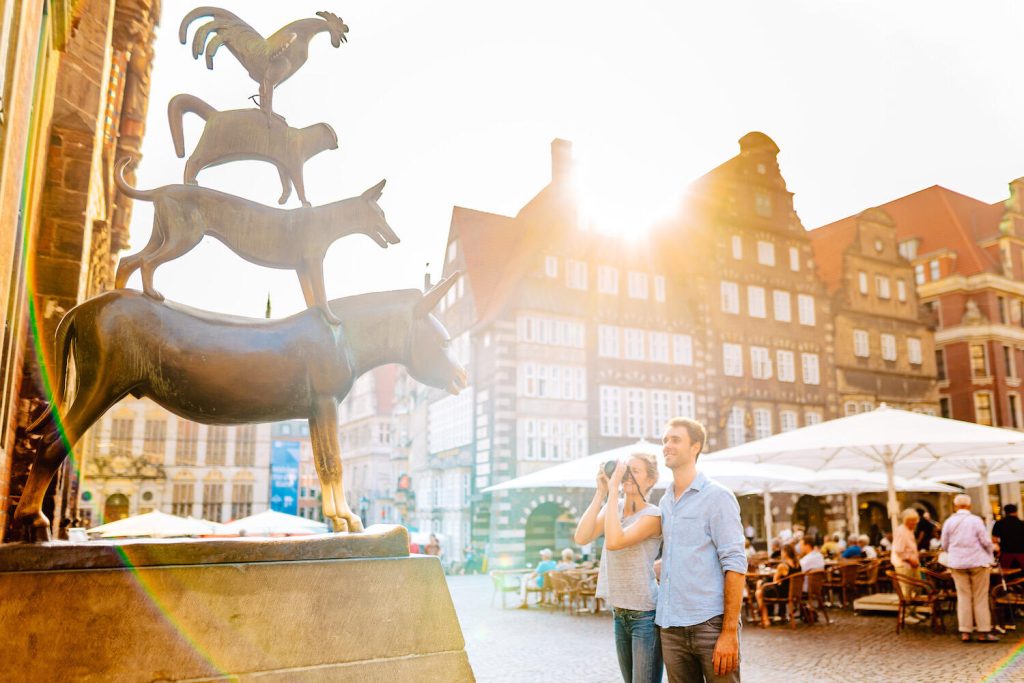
[[0, 525, 475, 682]]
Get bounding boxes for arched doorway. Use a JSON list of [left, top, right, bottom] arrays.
[[524, 502, 575, 564], [859, 501, 889, 545], [104, 493, 130, 523], [792, 495, 826, 539], [911, 499, 937, 519]]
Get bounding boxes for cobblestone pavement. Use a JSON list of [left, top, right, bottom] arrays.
[[447, 575, 1024, 683]]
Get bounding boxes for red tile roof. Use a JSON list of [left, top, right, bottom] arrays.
[[813, 185, 1005, 279]]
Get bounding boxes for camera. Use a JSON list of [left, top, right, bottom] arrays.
[[603, 460, 617, 478]]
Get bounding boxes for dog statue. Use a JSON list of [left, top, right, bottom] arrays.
[[168, 93, 337, 207], [113, 159, 399, 325]]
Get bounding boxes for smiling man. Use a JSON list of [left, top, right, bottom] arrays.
[[656, 417, 746, 682]]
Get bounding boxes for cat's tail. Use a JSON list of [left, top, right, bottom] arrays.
[[167, 93, 217, 158]]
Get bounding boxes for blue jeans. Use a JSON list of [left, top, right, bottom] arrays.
[[660, 615, 741, 683], [613, 608, 664, 683]]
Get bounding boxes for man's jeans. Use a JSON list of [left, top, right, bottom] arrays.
[[660, 615, 741, 683], [613, 608, 664, 683]]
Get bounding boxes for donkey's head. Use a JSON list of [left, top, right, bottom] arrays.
[[409, 273, 468, 395]]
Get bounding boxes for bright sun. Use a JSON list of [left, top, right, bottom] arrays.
[[571, 145, 684, 241]]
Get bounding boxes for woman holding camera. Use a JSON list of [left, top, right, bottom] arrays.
[[575, 453, 663, 683]]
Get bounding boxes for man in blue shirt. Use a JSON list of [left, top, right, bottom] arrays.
[[657, 417, 746, 682]]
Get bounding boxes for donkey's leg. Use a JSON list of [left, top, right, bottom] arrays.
[[13, 379, 120, 541], [301, 259, 341, 325], [309, 396, 363, 532]]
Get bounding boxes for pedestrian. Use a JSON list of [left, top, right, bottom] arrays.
[[518, 548, 557, 608], [992, 504, 1024, 571], [657, 417, 745, 682], [941, 493, 999, 643], [426, 533, 441, 557], [575, 453, 663, 683], [891, 508, 921, 600]]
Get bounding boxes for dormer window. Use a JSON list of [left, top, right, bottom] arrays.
[[754, 192, 773, 218], [898, 239, 919, 261]]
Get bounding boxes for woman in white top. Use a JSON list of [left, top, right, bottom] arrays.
[[574, 453, 663, 683]]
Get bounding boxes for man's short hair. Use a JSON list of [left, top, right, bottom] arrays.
[[901, 508, 919, 521], [953, 493, 972, 508], [1005, 504, 1018, 515], [666, 417, 707, 458], [801, 535, 817, 548]]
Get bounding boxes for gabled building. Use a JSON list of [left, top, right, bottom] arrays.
[[820, 183, 1024, 516], [810, 207, 940, 415]]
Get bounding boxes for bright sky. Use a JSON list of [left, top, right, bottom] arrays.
[[128, 0, 1024, 318]]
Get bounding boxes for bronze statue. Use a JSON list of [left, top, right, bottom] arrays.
[[12, 277, 467, 541], [179, 7, 348, 120], [168, 94, 338, 207], [113, 159, 398, 325]]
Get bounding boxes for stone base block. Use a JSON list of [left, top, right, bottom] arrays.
[[0, 528, 474, 682]]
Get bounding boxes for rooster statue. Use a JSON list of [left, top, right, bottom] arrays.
[[179, 7, 349, 120]]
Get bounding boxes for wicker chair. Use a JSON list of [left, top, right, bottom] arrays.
[[577, 574, 600, 613], [887, 570, 945, 634], [991, 574, 1024, 631], [855, 560, 881, 595], [804, 569, 830, 625], [546, 571, 580, 613], [759, 570, 806, 629], [824, 562, 861, 608]]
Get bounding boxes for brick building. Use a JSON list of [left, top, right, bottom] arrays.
[[77, 397, 270, 525], [0, 0, 160, 540], [820, 182, 1024, 515]]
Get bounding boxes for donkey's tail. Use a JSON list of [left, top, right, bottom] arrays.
[[114, 158, 156, 201], [50, 305, 77, 409], [167, 94, 217, 158]]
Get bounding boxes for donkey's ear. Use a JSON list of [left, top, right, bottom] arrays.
[[362, 179, 386, 202], [415, 272, 461, 318]]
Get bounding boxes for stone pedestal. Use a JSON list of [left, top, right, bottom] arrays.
[[0, 525, 474, 682]]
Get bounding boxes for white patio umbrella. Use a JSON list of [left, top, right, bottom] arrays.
[[86, 510, 225, 538], [222, 509, 329, 536], [794, 469, 962, 536], [919, 460, 1024, 523], [482, 439, 817, 541], [705, 405, 1024, 531]]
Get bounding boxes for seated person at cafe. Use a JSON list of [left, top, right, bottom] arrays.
[[556, 547, 577, 571], [757, 543, 800, 627], [770, 539, 782, 559], [800, 535, 825, 591], [518, 548, 557, 607], [821, 532, 844, 558], [841, 536, 865, 559], [859, 534, 878, 559]]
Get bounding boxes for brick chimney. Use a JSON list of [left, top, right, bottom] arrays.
[[551, 138, 574, 185]]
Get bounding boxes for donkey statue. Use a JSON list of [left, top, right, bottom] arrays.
[[13, 275, 466, 542]]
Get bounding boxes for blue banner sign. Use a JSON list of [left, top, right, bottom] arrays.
[[270, 440, 300, 515]]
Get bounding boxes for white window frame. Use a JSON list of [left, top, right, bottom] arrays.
[[929, 259, 940, 281], [672, 334, 693, 366], [753, 408, 772, 439], [598, 325, 620, 358], [545, 255, 558, 278], [915, 264, 925, 285], [881, 333, 897, 361], [627, 271, 649, 300], [805, 411, 823, 425], [597, 265, 619, 295], [654, 275, 666, 302], [776, 350, 795, 382], [723, 343, 744, 377], [624, 328, 646, 361], [797, 294, 816, 326], [674, 392, 696, 420], [566, 259, 588, 290], [626, 388, 647, 438], [780, 410, 798, 432], [757, 240, 775, 266], [854, 330, 870, 358], [858, 271, 868, 294], [773, 290, 791, 322], [750, 346, 772, 380], [726, 407, 746, 446], [789, 246, 800, 272], [649, 332, 670, 363], [897, 279, 907, 302], [721, 281, 740, 314], [876, 275, 891, 300], [599, 386, 623, 436], [801, 353, 821, 385], [747, 286, 767, 319], [731, 235, 743, 260]]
